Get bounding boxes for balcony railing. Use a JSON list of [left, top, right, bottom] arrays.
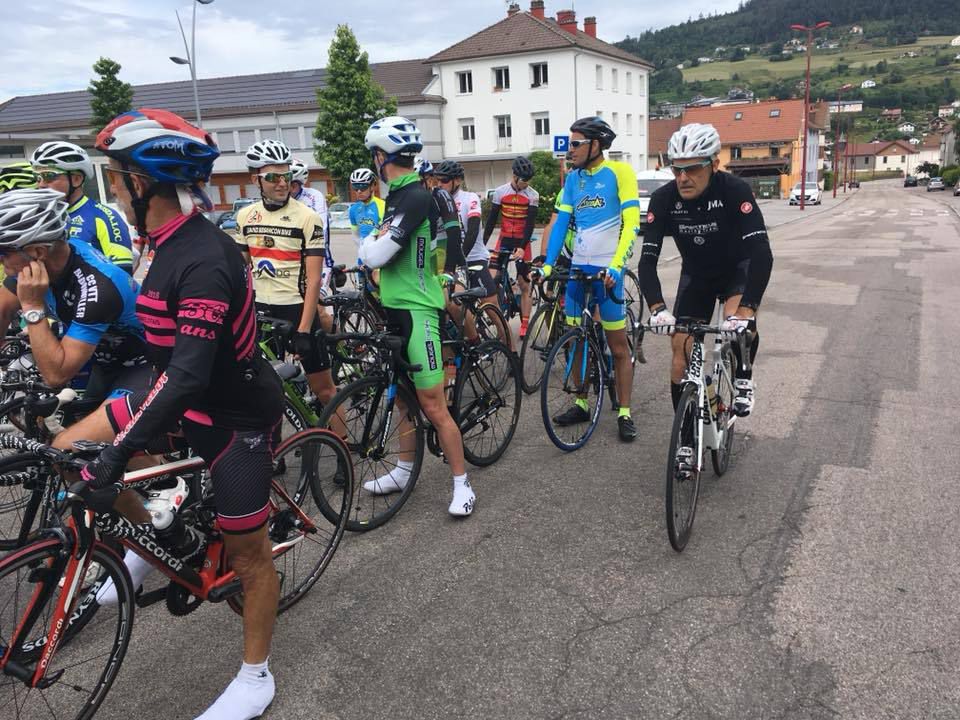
[[496, 136, 513, 151], [460, 139, 476, 154]]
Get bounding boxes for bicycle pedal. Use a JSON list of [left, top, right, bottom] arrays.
[[135, 586, 166, 608], [207, 577, 243, 603]]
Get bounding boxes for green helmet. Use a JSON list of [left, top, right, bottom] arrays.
[[0, 162, 37, 193]]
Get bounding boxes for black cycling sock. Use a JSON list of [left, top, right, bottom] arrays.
[[671, 382, 683, 410], [736, 331, 759, 381]]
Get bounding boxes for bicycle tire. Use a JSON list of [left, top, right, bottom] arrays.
[[519, 302, 554, 394], [454, 341, 522, 466], [332, 308, 381, 385], [0, 538, 134, 720], [711, 344, 738, 476], [666, 383, 702, 552], [315, 376, 424, 532], [540, 327, 604, 452], [474, 301, 512, 351], [622, 268, 647, 364], [0, 453, 52, 550]]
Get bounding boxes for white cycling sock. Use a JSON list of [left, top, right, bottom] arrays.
[[194, 661, 275, 720], [448, 474, 475, 517], [96, 550, 155, 606], [363, 460, 414, 495]]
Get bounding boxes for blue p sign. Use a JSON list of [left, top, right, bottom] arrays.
[[553, 135, 570, 154]]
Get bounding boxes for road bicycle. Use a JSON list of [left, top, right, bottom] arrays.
[[518, 273, 567, 395]]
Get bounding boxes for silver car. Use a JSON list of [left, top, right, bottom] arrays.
[[927, 177, 945, 192], [329, 202, 353, 230]]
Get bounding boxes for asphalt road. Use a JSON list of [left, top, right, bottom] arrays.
[[84, 180, 960, 718]]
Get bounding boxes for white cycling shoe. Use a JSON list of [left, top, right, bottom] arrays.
[[733, 378, 754, 417]]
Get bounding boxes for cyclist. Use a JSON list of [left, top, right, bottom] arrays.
[[485, 156, 539, 337], [416, 156, 465, 277], [290, 158, 335, 308], [541, 116, 640, 442], [30, 141, 134, 273], [348, 167, 385, 252], [0, 161, 37, 193], [640, 123, 772, 417], [237, 139, 338, 415], [89, 108, 283, 720], [361, 116, 474, 517]]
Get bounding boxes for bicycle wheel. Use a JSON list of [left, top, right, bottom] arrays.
[[454, 341, 521, 466], [0, 453, 50, 550], [666, 383, 702, 552], [316, 376, 424, 531], [0, 538, 134, 720], [474, 302, 512, 351], [711, 344, 737, 476], [622, 268, 647, 364], [519, 303, 555, 394], [332, 308, 381, 385], [540, 327, 604, 452]]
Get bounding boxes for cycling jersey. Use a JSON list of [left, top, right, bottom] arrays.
[[235, 198, 325, 306], [485, 182, 539, 243], [3, 238, 146, 371], [451, 188, 487, 263], [547, 159, 640, 270], [112, 212, 282, 455], [639, 170, 773, 310], [429, 186, 464, 275], [349, 197, 386, 244], [553, 195, 576, 259], [68, 196, 134, 272], [293, 186, 333, 272]]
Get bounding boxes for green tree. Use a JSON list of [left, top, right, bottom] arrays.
[[88, 57, 133, 132], [314, 25, 396, 192], [528, 151, 562, 224]]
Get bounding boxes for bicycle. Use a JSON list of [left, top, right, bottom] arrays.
[[518, 273, 567, 394], [539, 269, 639, 452], [0, 428, 352, 719]]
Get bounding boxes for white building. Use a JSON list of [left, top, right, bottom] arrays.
[[827, 100, 864, 114], [861, 80, 877, 89], [951, 35, 960, 47], [426, 1, 652, 191], [898, 122, 916, 134]]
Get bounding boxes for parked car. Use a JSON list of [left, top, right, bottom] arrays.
[[788, 182, 822, 205], [903, 175, 918, 187], [636, 169, 674, 233], [848, 179, 861, 188], [203, 210, 227, 226], [329, 202, 353, 230], [954, 184, 960, 197], [927, 177, 946, 192], [232, 197, 255, 213], [217, 211, 237, 232]]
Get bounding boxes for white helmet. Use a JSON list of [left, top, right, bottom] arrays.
[[0, 188, 70, 249], [350, 168, 376, 186], [245, 139, 291, 169], [30, 141, 95, 180], [290, 159, 309, 184], [364, 116, 422, 157], [667, 123, 722, 161]]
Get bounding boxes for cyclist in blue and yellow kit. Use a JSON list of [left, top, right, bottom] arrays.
[[541, 117, 640, 442], [348, 167, 385, 253]]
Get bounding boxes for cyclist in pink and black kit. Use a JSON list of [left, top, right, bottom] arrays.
[[84, 108, 283, 720]]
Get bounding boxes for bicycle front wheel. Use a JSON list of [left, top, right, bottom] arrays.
[[0, 453, 55, 551], [666, 383, 702, 552], [711, 344, 738, 476], [474, 302, 512, 351], [454, 341, 521, 466], [622, 268, 647, 364], [540, 327, 604, 452], [519, 303, 554, 394], [0, 538, 134, 720]]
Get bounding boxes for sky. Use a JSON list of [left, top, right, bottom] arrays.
[[0, 0, 744, 103]]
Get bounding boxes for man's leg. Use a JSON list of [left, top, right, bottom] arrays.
[[722, 293, 758, 415], [223, 526, 279, 665], [417, 382, 473, 516]]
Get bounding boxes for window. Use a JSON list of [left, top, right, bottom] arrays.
[[205, 185, 223, 206], [222, 185, 242, 204], [493, 66, 510, 91], [304, 126, 317, 146], [531, 62, 548, 87], [900, 155, 905, 162], [495, 115, 513, 150], [770, 146, 780, 157], [596, 110, 603, 119], [238, 130, 256, 152], [735, 112, 743, 120], [596, 64, 603, 90], [215, 131, 236, 153], [282, 127, 301, 150], [769, 109, 781, 118], [626, 113, 633, 135], [533, 113, 550, 148], [612, 112, 619, 132], [459, 118, 476, 154], [626, 72, 633, 95], [637, 74, 646, 96], [883, 156, 888, 164], [864, 157, 869, 166], [731, 146, 742, 160], [612, 68, 619, 92], [244, 183, 259, 198], [456, 71, 473, 94]]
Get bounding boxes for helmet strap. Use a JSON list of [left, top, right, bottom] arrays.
[[258, 177, 290, 212], [66, 174, 84, 205], [120, 162, 154, 238], [586, 140, 604, 167]]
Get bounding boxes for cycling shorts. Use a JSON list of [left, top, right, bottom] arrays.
[[106, 392, 277, 534], [674, 259, 749, 322], [383, 307, 444, 390], [466, 260, 497, 297], [491, 239, 532, 280], [564, 263, 625, 331], [85, 363, 152, 405], [256, 302, 330, 374]]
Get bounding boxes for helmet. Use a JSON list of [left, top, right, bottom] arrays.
[[667, 123, 721, 161], [0, 162, 37, 193], [364, 116, 422, 157], [95, 108, 219, 183], [512, 156, 534, 181], [0, 188, 70, 249], [350, 168, 376, 186], [414, 156, 433, 176], [245, 139, 291, 169], [569, 116, 616, 150], [434, 160, 464, 180], [290, 159, 309, 184], [30, 141, 95, 180]]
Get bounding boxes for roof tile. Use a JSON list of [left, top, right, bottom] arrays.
[[683, 100, 809, 145]]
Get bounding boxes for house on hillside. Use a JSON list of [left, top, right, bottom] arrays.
[[647, 117, 682, 170], [851, 25, 864, 35], [937, 106, 956, 119], [827, 99, 864, 114], [951, 36, 960, 47], [918, 134, 942, 169], [861, 79, 877, 89], [681, 98, 826, 199], [846, 140, 918, 177], [879, 108, 902, 121], [898, 122, 916, 134]]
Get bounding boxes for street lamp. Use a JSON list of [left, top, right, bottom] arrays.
[[833, 82, 853, 198], [170, 0, 215, 126], [791, 20, 831, 210], [836, 132, 847, 197]]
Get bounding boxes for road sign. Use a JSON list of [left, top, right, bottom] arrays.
[[553, 135, 569, 156]]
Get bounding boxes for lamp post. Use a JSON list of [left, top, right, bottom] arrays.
[[833, 82, 853, 198], [791, 20, 831, 210], [836, 132, 846, 197], [170, 0, 215, 125]]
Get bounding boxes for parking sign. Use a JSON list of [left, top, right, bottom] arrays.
[[553, 135, 569, 157]]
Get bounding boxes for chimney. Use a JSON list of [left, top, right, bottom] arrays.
[[530, 0, 545, 19], [507, 2, 520, 16], [584, 16, 597, 38], [557, 9, 577, 34]]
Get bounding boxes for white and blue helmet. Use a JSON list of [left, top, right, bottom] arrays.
[[364, 116, 422, 157]]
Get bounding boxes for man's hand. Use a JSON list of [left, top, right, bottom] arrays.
[[291, 331, 314, 361], [648, 307, 676, 335], [532, 264, 552, 281], [720, 315, 752, 340], [510, 247, 524, 262], [603, 266, 621, 290], [16, 261, 50, 311], [80, 444, 128, 490]]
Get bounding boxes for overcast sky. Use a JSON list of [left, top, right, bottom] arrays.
[[1, 0, 742, 103]]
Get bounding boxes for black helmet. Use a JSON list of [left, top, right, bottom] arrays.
[[570, 116, 616, 150], [512, 156, 534, 181], [434, 160, 464, 180]]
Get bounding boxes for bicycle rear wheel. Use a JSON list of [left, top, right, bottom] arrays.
[[711, 344, 737, 476], [0, 538, 134, 720], [540, 327, 604, 452], [454, 341, 521, 466], [519, 303, 555, 394], [474, 302, 512, 351], [622, 268, 647, 363], [666, 383, 702, 552]]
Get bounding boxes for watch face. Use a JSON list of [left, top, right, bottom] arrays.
[[24, 310, 45, 324]]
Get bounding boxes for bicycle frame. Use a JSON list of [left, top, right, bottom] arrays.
[[257, 316, 319, 429], [680, 332, 727, 459]]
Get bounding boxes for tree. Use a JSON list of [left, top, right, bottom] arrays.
[[527, 152, 561, 224], [88, 57, 133, 132], [916, 161, 939, 177], [314, 25, 396, 192]]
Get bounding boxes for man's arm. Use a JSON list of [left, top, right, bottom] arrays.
[[360, 191, 430, 269], [0, 283, 21, 337], [637, 192, 669, 310], [435, 189, 465, 272], [482, 203, 501, 245], [732, 189, 773, 313], [610, 163, 641, 271], [545, 178, 574, 267], [24, 324, 97, 388], [94, 206, 134, 273], [300, 213, 326, 330]]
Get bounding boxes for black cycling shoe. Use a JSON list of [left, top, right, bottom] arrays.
[[553, 404, 590, 426], [617, 415, 638, 442]]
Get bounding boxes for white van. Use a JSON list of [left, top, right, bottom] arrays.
[[637, 169, 674, 233]]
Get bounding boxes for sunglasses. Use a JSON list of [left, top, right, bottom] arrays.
[[569, 139, 593, 149], [351, 183, 372, 190], [436, 176, 456, 183], [258, 171, 292, 183], [670, 159, 712, 176], [33, 170, 67, 183]]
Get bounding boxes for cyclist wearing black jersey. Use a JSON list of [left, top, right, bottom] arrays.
[[640, 123, 773, 416], [84, 108, 283, 720]]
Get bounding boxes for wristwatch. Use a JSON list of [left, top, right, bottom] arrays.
[[22, 309, 46, 325]]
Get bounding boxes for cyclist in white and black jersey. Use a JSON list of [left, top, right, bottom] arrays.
[[290, 159, 334, 318]]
